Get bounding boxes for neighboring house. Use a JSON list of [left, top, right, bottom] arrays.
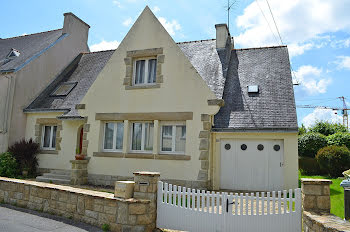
[[25, 7, 298, 191], [0, 12, 90, 153]]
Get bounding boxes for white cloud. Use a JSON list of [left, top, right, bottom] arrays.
[[112, 0, 121, 8], [90, 40, 120, 52], [288, 43, 313, 58], [235, 0, 350, 56], [335, 56, 350, 70], [158, 17, 181, 36], [302, 108, 342, 128], [21, 33, 27, 36], [152, 6, 160, 13], [123, 17, 133, 27], [294, 65, 332, 95], [331, 38, 350, 48]]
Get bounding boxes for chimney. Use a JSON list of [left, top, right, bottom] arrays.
[[215, 24, 233, 49], [62, 12, 90, 44]]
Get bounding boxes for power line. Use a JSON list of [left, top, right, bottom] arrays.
[[254, 0, 280, 45], [265, 0, 284, 45]]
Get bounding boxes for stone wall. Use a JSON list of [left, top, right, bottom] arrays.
[[301, 178, 350, 232], [0, 176, 156, 232]]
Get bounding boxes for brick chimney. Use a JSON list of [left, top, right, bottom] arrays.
[[215, 24, 233, 49]]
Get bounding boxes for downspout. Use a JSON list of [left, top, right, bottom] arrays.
[[1, 75, 13, 133]]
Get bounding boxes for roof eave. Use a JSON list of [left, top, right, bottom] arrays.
[[211, 127, 298, 133]]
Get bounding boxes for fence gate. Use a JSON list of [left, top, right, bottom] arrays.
[[156, 181, 301, 232]]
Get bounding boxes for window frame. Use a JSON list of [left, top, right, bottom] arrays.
[[41, 125, 57, 150], [132, 57, 157, 86], [130, 122, 154, 153], [160, 122, 186, 155], [102, 121, 124, 152]]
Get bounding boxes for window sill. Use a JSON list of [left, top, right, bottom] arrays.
[[92, 152, 190, 160], [125, 84, 160, 90], [39, 150, 59, 155]]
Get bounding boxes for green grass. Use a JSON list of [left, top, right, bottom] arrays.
[[299, 171, 344, 218]]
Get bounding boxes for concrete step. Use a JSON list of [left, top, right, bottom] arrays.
[[35, 176, 71, 185], [50, 169, 71, 175], [42, 173, 70, 180]]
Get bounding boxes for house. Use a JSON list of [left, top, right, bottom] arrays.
[[25, 7, 298, 191], [0, 12, 90, 153]]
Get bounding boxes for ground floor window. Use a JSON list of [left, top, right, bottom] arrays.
[[131, 122, 154, 152], [161, 124, 186, 153], [41, 125, 57, 150], [103, 122, 124, 151]]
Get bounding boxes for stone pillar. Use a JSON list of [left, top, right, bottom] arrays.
[[70, 160, 89, 185], [301, 178, 332, 213], [133, 171, 160, 231]]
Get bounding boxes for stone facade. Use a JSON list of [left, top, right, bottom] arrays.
[[35, 118, 63, 153], [81, 123, 90, 155], [70, 160, 89, 185], [197, 114, 211, 188], [0, 173, 158, 232], [301, 178, 350, 232]]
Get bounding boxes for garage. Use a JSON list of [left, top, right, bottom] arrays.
[[220, 139, 284, 191]]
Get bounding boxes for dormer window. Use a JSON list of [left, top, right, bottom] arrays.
[[6, 48, 20, 59], [51, 82, 77, 97], [134, 58, 157, 85]]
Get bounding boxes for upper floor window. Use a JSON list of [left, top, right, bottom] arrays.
[[134, 58, 157, 85], [161, 124, 186, 154], [103, 122, 124, 151], [41, 125, 57, 150], [131, 122, 154, 152]]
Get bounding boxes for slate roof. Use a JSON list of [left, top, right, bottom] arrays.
[[213, 46, 298, 131], [178, 39, 227, 99], [24, 50, 114, 118], [0, 29, 64, 72], [24, 37, 297, 130]]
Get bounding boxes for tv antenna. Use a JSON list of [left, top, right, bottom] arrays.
[[227, 0, 237, 30]]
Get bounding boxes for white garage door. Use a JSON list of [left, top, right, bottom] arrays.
[[220, 139, 283, 191]]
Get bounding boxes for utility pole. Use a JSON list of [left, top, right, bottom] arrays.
[[340, 96, 348, 129], [227, 0, 236, 30]]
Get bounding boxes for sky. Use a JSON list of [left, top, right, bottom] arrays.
[[1, 0, 350, 129]]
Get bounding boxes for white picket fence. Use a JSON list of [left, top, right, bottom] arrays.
[[157, 181, 301, 232]]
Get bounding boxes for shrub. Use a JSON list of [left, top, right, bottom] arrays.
[[316, 146, 350, 177], [8, 139, 40, 176], [298, 132, 328, 158], [102, 224, 110, 231], [327, 132, 350, 148], [0, 152, 19, 178], [298, 157, 326, 175], [309, 121, 347, 136]]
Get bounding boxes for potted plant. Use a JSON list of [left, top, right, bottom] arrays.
[[75, 148, 85, 160]]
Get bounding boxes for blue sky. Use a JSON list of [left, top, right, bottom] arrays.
[[2, 0, 350, 128]]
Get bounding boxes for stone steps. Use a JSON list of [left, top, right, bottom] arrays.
[[36, 169, 71, 185], [35, 176, 71, 185]]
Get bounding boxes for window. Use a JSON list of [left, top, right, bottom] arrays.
[[161, 124, 186, 153], [41, 125, 57, 150], [51, 82, 77, 97], [131, 122, 154, 152], [248, 85, 259, 93], [133, 58, 157, 85], [103, 122, 124, 151]]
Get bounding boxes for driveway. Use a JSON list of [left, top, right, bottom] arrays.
[[0, 204, 102, 232]]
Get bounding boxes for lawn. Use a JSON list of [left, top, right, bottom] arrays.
[[299, 171, 344, 218]]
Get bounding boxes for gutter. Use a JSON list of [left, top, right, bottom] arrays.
[[23, 108, 70, 113], [0, 33, 69, 74]]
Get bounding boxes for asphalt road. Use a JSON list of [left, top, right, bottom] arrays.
[[0, 205, 102, 232]]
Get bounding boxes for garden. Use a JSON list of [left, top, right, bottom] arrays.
[[298, 121, 350, 218]]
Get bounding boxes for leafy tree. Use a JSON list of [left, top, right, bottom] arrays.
[[298, 124, 307, 135], [0, 152, 19, 178], [327, 132, 350, 148], [309, 121, 347, 136], [298, 132, 328, 158]]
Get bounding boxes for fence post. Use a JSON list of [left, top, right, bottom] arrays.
[[133, 171, 160, 231], [301, 178, 332, 213]]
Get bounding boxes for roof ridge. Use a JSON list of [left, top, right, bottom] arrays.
[[1, 28, 62, 40], [176, 38, 215, 44], [234, 45, 287, 51], [82, 49, 116, 54]]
